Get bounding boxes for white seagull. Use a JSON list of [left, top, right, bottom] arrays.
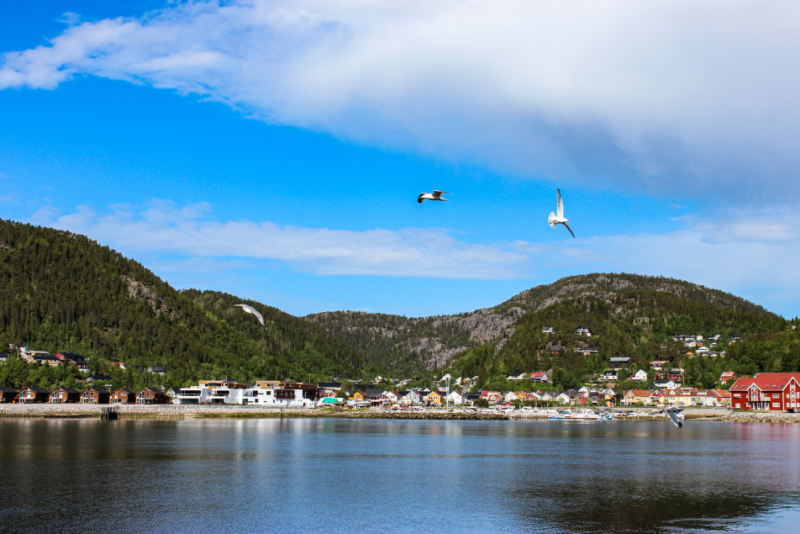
[[548, 188, 575, 238], [665, 406, 683, 429], [234, 304, 265, 327], [418, 190, 450, 204]]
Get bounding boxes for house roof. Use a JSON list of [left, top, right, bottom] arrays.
[[149, 366, 166, 372], [86, 387, 110, 394], [54, 387, 80, 394], [0, 387, 18, 393], [609, 357, 631, 362], [116, 388, 136, 394], [27, 386, 50, 393], [730, 373, 800, 392], [530, 372, 547, 378], [508, 371, 525, 377], [626, 389, 652, 397], [317, 382, 342, 388]]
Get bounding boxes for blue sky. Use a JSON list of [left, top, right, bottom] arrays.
[[2, 0, 800, 318]]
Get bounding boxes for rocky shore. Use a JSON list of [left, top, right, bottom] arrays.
[[2, 404, 799, 423]]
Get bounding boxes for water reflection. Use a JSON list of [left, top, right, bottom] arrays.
[[1, 419, 798, 533]]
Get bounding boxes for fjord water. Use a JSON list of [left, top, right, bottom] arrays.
[[1, 419, 799, 533]]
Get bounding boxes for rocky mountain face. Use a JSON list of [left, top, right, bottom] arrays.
[[305, 273, 775, 371]]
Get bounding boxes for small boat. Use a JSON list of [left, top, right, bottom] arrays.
[[567, 409, 602, 420]]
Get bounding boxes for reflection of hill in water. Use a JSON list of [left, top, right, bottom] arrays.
[[512, 485, 794, 533]]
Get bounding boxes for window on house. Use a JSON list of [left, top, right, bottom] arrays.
[[773, 403, 780, 407]]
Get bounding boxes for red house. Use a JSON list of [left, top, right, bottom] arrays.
[[729, 373, 800, 411], [720, 372, 737, 385], [136, 388, 167, 404], [81, 387, 110, 404], [656, 369, 684, 383]]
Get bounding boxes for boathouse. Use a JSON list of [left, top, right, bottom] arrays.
[[81, 387, 110, 404], [19, 386, 50, 403], [0, 387, 18, 403], [111, 388, 136, 404], [136, 387, 167, 404], [49, 387, 80, 404]]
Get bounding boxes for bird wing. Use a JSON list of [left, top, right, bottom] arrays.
[[418, 194, 425, 204], [557, 188, 564, 218], [235, 304, 266, 327], [563, 222, 576, 238], [666, 407, 683, 428]]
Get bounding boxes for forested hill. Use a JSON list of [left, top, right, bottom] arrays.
[[306, 273, 781, 372], [452, 288, 795, 392], [0, 219, 362, 388]]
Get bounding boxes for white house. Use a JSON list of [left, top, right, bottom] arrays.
[[504, 391, 520, 402], [654, 379, 678, 389], [401, 390, 421, 405], [553, 392, 571, 404], [380, 390, 399, 403], [446, 390, 465, 405], [632, 370, 648, 382], [576, 326, 593, 336], [542, 326, 554, 334], [507, 371, 527, 381]]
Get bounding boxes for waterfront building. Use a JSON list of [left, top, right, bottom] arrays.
[[446, 390, 465, 405], [80, 387, 110, 404], [137, 388, 167, 404], [111, 388, 136, 404], [425, 391, 443, 406], [49, 387, 80, 404], [0, 387, 18, 403], [240, 385, 316, 408], [18, 386, 50, 403], [623, 389, 654, 405], [729, 373, 800, 411]]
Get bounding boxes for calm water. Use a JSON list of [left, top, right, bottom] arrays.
[[1, 419, 799, 533]]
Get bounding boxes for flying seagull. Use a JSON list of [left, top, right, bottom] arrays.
[[665, 406, 683, 428], [418, 190, 450, 204], [548, 188, 575, 238], [234, 304, 265, 327]]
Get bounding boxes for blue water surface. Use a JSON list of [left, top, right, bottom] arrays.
[[1, 419, 799, 533]]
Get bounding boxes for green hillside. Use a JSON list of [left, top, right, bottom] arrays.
[[307, 273, 782, 373], [0, 219, 362, 390], [450, 288, 797, 392]]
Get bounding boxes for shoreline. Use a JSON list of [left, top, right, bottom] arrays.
[[2, 404, 800, 423]]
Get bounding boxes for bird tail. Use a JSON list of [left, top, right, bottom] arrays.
[[548, 212, 557, 228]]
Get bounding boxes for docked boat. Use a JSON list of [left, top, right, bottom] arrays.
[[566, 409, 602, 420]]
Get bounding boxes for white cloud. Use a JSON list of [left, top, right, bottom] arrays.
[[2, 1, 800, 205], [31, 200, 800, 316], [38, 200, 531, 279]]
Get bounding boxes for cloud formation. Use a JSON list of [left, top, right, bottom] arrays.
[[29, 200, 800, 316], [3, 1, 800, 204], [35, 200, 531, 279]]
